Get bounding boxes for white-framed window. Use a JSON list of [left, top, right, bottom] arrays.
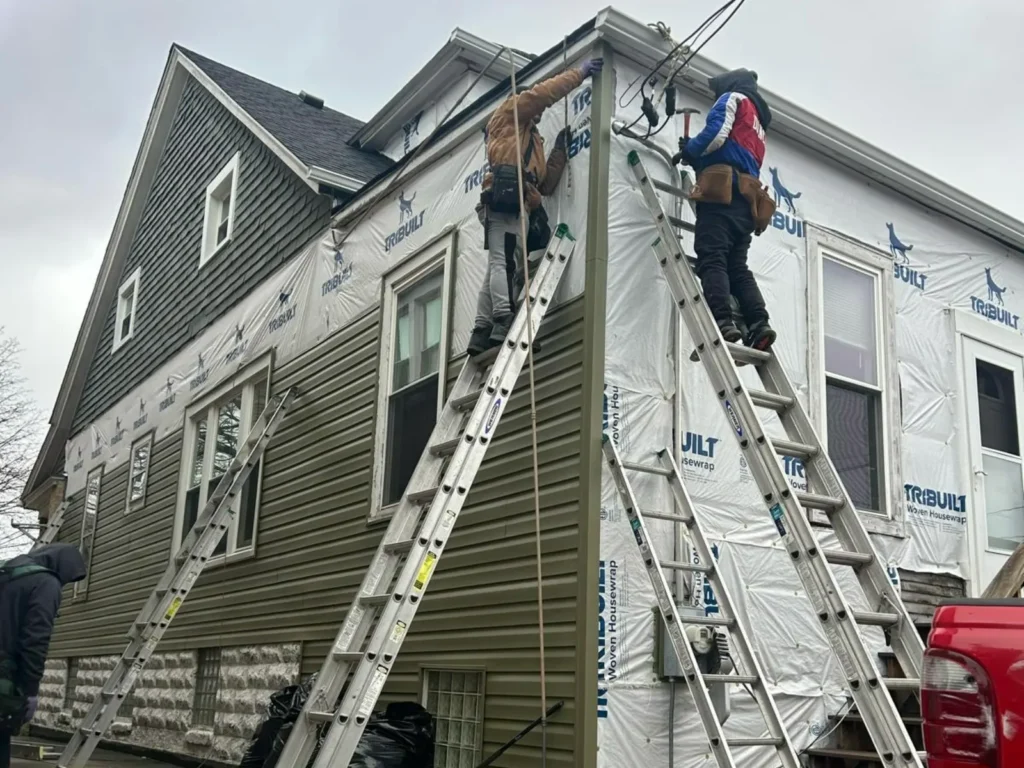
[[421, 668, 485, 766], [200, 152, 240, 266], [172, 355, 270, 561], [74, 466, 103, 599], [126, 432, 153, 512], [191, 647, 222, 729], [807, 226, 903, 536], [370, 233, 455, 522], [112, 266, 142, 352]]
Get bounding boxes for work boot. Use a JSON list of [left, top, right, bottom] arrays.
[[746, 320, 777, 352], [717, 319, 743, 344], [467, 325, 496, 357], [490, 313, 541, 353]]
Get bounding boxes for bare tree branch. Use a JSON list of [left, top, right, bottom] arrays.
[[0, 327, 42, 559]]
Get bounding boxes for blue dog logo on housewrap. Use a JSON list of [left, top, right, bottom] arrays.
[[764, 167, 804, 238], [402, 111, 422, 155], [887, 223, 927, 291], [385, 191, 425, 252], [971, 267, 1018, 330], [322, 248, 353, 296]]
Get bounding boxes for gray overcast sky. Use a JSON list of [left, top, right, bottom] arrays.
[[1, 0, 1022, 424]]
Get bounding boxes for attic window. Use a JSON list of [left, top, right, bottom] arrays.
[[112, 266, 141, 352], [200, 152, 240, 267]]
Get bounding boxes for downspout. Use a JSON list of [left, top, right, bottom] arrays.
[[575, 41, 613, 768]]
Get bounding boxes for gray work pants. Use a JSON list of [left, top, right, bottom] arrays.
[[474, 210, 524, 329]]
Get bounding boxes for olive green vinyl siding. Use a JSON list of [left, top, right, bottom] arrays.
[[71, 74, 332, 433], [48, 295, 585, 766]]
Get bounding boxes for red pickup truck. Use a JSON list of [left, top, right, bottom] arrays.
[[923, 599, 1024, 768]]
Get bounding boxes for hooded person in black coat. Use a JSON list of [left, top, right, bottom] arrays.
[[0, 543, 86, 766]]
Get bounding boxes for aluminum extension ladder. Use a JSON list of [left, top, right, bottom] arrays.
[[57, 388, 298, 768], [603, 436, 802, 768], [627, 150, 926, 768], [274, 224, 577, 768], [30, 500, 68, 551]]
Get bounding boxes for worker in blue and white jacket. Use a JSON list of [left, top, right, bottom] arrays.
[[677, 68, 778, 352]]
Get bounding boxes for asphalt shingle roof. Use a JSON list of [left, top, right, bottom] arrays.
[[178, 46, 393, 183]]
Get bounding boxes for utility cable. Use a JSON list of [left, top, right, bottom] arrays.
[[508, 50, 549, 768]]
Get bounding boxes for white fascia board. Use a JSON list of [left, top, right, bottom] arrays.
[[307, 166, 366, 193], [351, 29, 531, 151], [332, 29, 602, 229], [176, 51, 321, 195], [595, 6, 1024, 253]]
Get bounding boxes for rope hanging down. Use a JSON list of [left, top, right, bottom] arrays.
[[507, 50, 550, 767]]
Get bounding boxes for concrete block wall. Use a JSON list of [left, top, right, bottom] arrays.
[[35, 643, 301, 763]]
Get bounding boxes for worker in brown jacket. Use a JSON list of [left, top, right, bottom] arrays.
[[468, 57, 603, 356]]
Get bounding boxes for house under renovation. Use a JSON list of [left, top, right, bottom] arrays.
[[20, 6, 1024, 767]]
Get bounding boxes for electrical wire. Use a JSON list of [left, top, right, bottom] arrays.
[[507, 51, 550, 768]]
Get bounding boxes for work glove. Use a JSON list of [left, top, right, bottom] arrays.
[[554, 126, 573, 150], [25, 695, 38, 723], [674, 136, 695, 167], [580, 58, 604, 79]]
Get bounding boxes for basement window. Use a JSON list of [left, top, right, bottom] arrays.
[[112, 266, 141, 352], [422, 669, 485, 767], [126, 433, 153, 511], [807, 227, 903, 537], [74, 467, 102, 600], [173, 356, 269, 561], [64, 658, 79, 710], [200, 152, 240, 266], [191, 648, 221, 729], [370, 234, 454, 522]]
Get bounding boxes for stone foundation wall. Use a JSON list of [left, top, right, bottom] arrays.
[[35, 644, 301, 764]]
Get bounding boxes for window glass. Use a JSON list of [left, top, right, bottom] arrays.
[[823, 258, 877, 385], [826, 383, 882, 511]]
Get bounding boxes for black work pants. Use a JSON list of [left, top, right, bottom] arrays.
[[0, 728, 10, 768], [693, 193, 769, 327]]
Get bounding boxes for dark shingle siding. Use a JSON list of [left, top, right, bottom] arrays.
[[71, 75, 333, 432], [178, 47, 393, 181]]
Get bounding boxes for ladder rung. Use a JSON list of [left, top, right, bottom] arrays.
[[621, 460, 672, 476], [429, 436, 463, 457], [641, 510, 690, 523], [382, 538, 415, 554], [361, 592, 393, 606], [684, 615, 732, 627], [332, 650, 364, 663], [652, 179, 685, 198], [883, 677, 921, 692], [306, 710, 336, 724], [703, 674, 758, 685], [852, 610, 899, 627], [667, 213, 696, 233], [450, 390, 483, 411], [660, 560, 711, 573], [749, 389, 794, 412], [771, 438, 818, 461], [796, 491, 843, 512], [729, 736, 783, 747], [406, 486, 439, 504], [726, 342, 771, 366], [823, 549, 873, 568]]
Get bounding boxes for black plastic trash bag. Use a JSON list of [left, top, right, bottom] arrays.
[[350, 702, 435, 768], [239, 675, 320, 768]]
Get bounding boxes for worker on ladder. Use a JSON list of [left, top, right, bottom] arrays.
[[676, 68, 778, 352], [467, 57, 604, 357]]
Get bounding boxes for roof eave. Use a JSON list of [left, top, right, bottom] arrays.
[[308, 165, 368, 194], [350, 28, 531, 152], [594, 6, 1024, 252]]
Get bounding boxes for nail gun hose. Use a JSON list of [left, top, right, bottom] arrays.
[[473, 700, 565, 767]]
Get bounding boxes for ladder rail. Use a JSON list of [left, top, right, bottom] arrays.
[[273, 225, 576, 768], [57, 389, 297, 768], [31, 501, 68, 551], [626, 150, 924, 768]]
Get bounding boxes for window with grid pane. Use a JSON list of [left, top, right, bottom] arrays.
[[422, 670, 483, 768], [823, 256, 884, 513], [74, 468, 102, 599], [192, 648, 221, 728], [127, 434, 152, 510], [177, 365, 268, 559]]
